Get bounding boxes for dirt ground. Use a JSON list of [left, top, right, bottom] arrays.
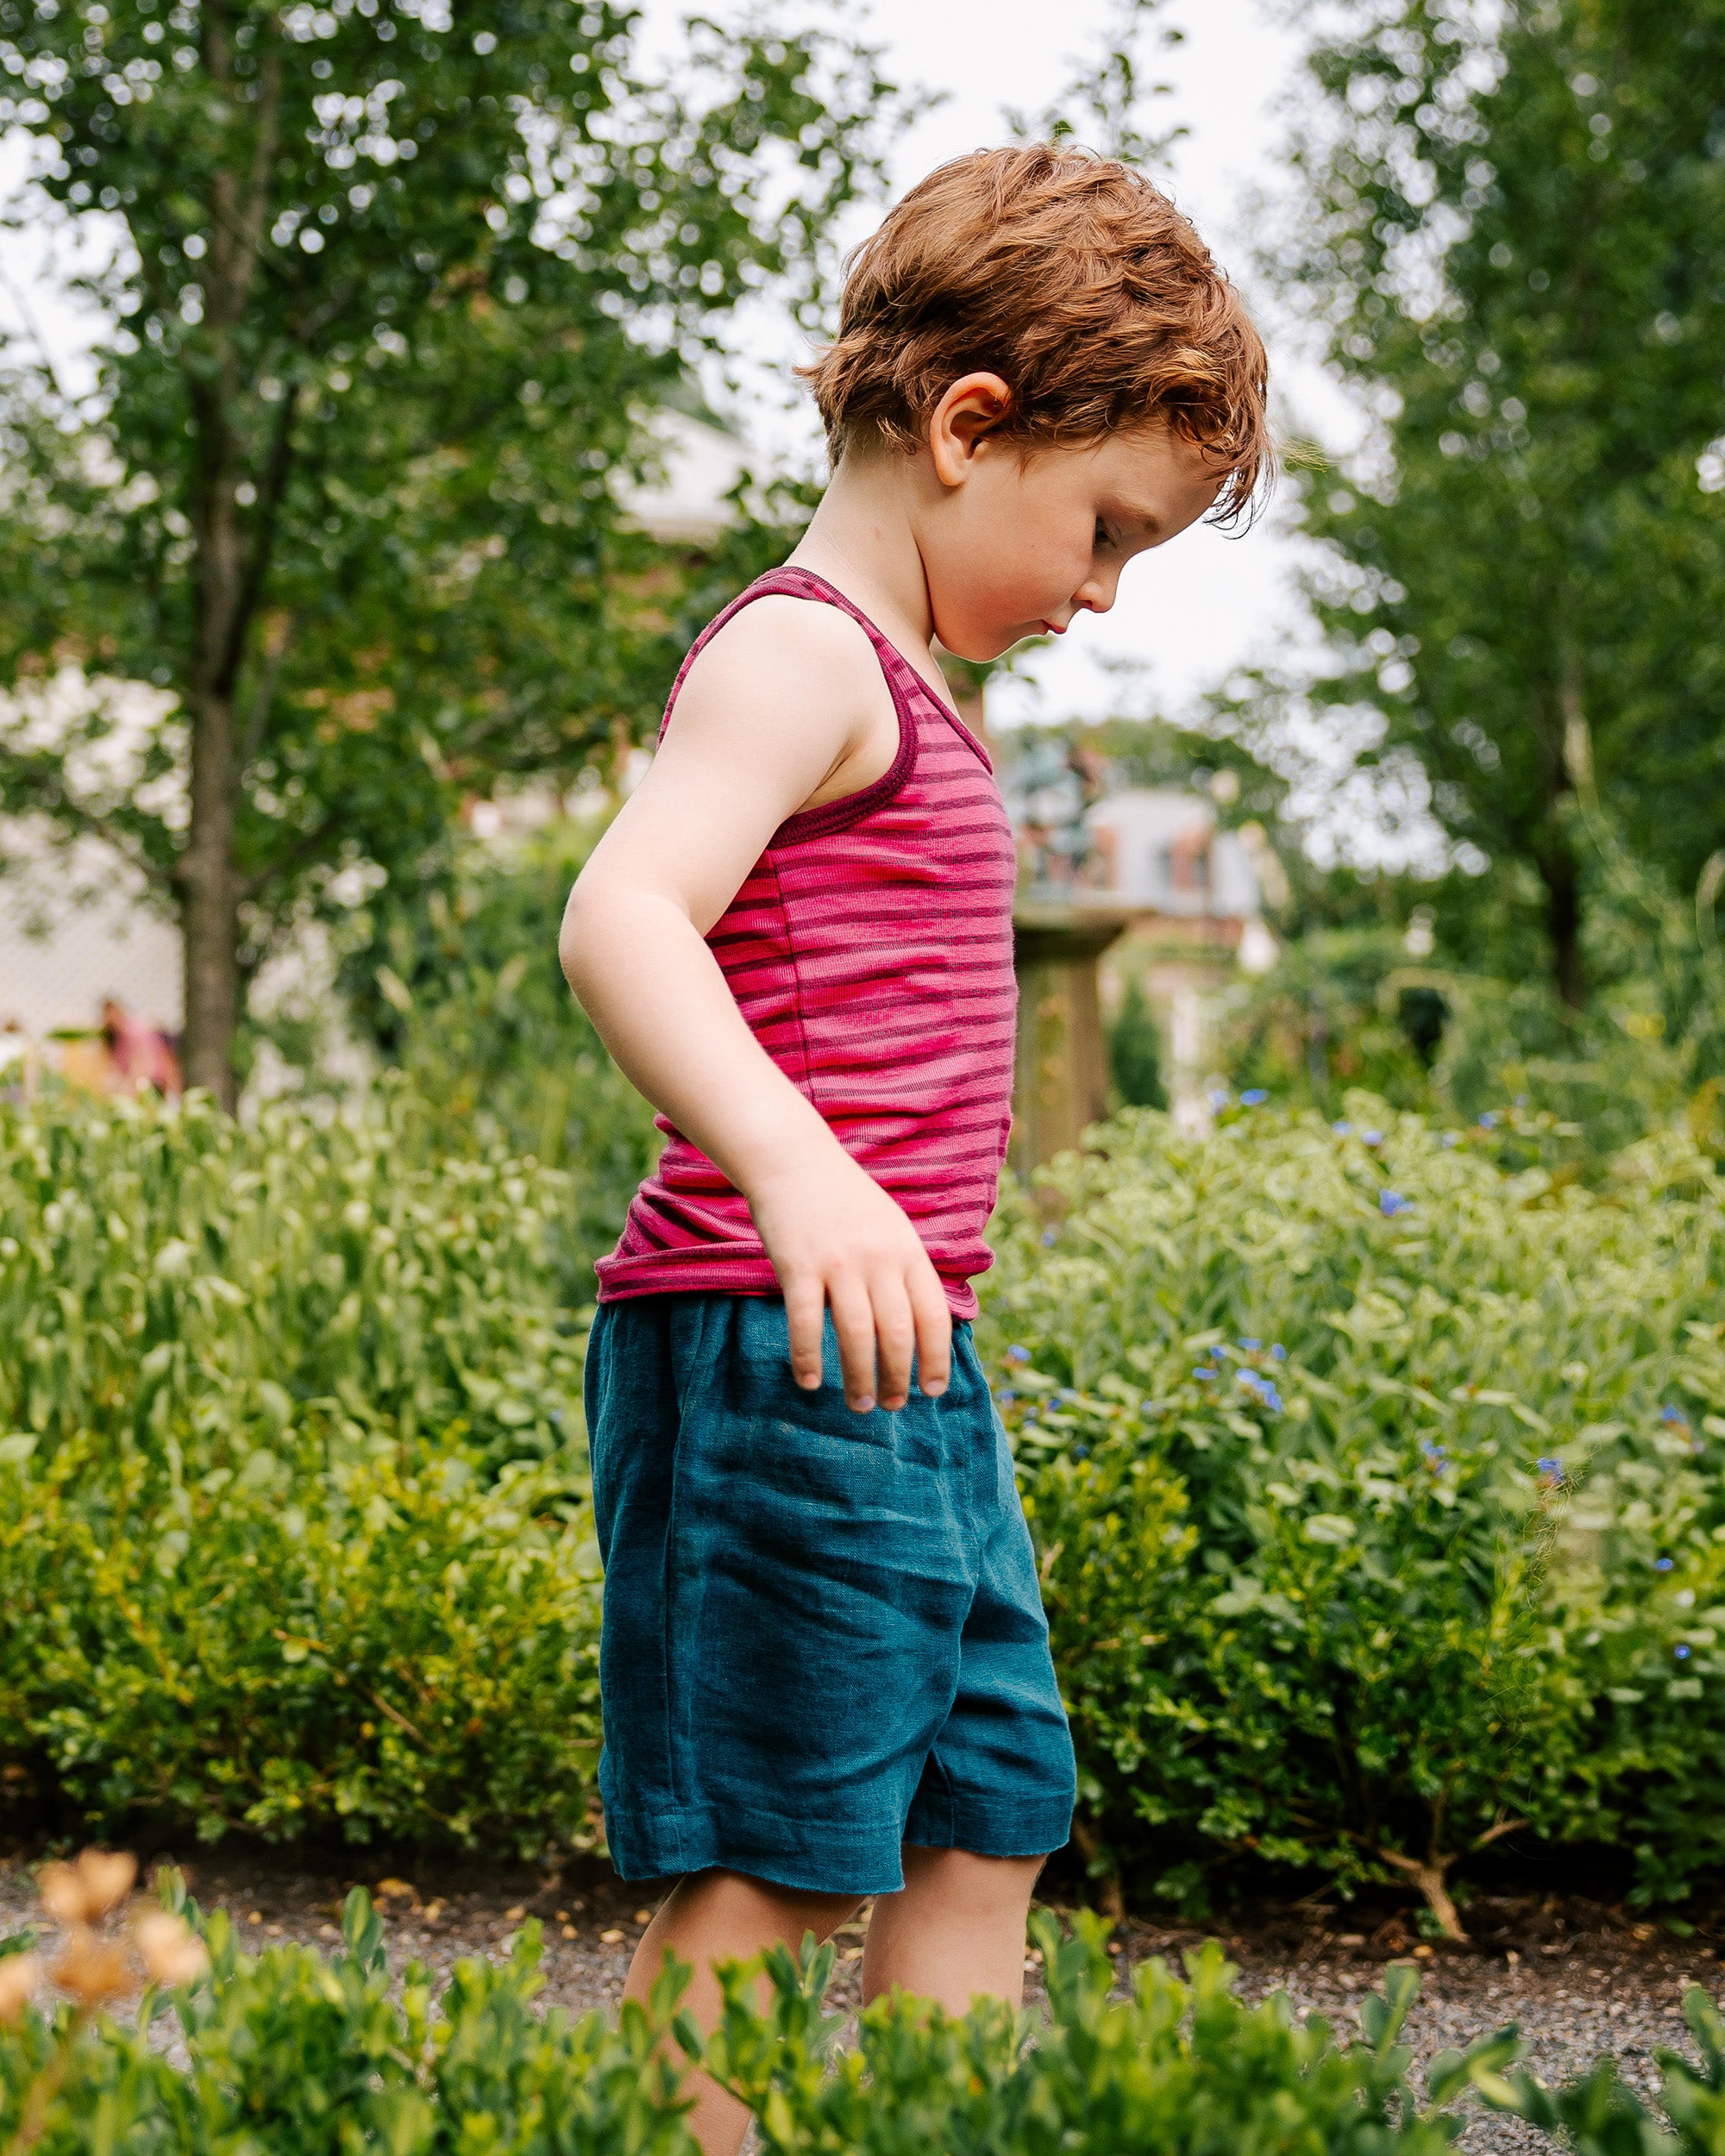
[[2, 1846, 1717, 2152]]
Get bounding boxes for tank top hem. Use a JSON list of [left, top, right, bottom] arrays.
[[593, 1250, 982, 1325]]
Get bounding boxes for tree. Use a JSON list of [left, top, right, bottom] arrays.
[[0, 0, 900, 1100], [1272, 0, 1725, 1008]]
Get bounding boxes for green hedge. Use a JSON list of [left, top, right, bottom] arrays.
[[7, 1078, 1725, 1921], [977, 1094, 1725, 1921], [0, 1086, 602, 1851], [10, 1877, 1725, 2154]]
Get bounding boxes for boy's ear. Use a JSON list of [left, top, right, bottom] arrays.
[[926, 373, 1013, 486]]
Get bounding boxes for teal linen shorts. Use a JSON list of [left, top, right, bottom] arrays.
[[585, 1292, 1076, 1896]]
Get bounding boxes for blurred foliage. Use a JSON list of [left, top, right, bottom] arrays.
[[0, 1883, 693, 2150], [1270, 0, 1725, 1008], [0, 0, 906, 1089], [981, 1094, 1725, 1923], [0, 1082, 602, 1851], [1109, 975, 1169, 1112], [0, 1878, 1523, 2156]]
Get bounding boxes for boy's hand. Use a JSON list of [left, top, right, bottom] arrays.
[[748, 1145, 951, 1414]]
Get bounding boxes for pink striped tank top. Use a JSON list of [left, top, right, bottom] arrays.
[[593, 566, 1019, 1322]]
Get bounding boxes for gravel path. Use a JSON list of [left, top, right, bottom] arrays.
[[2, 1850, 1714, 2149]]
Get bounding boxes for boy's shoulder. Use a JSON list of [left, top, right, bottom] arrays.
[[692, 587, 881, 685], [674, 586, 892, 737]]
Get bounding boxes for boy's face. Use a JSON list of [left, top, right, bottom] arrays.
[[914, 386, 1226, 663]]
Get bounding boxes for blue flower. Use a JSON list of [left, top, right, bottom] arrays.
[[1040, 1228, 1058, 1247], [1656, 1557, 1675, 1572], [1240, 1087, 1269, 1106], [1240, 1337, 1263, 1351], [1194, 1366, 1218, 1382], [1661, 1405, 1690, 1426], [997, 1388, 1018, 1405], [1270, 1343, 1287, 1362], [1536, 1456, 1563, 1478], [1333, 1120, 1352, 1137], [1379, 1190, 1414, 1217], [1007, 1344, 1032, 1363], [1208, 1087, 1231, 1110], [1362, 1129, 1384, 1147], [1479, 1111, 1499, 1129], [1071, 1445, 1089, 1460], [1441, 1131, 1460, 1149], [1238, 1370, 1284, 1412], [1676, 1644, 1692, 1660]]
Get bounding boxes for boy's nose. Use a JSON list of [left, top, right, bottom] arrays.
[[1073, 575, 1119, 617]]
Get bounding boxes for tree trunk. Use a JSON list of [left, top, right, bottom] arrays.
[[1538, 828, 1586, 1012], [174, 3, 279, 1112], [180, 685, 241, 1108]]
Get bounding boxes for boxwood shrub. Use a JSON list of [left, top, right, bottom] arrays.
[[977, 1095, 1725, 1921]]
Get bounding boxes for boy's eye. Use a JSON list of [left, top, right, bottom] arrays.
[[1095, 518, 1113, 549]]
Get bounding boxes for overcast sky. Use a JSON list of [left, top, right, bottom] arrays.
[[0, 0, 1361, 727]]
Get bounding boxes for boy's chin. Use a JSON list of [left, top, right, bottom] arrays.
[[938, 628, 1033, 666]]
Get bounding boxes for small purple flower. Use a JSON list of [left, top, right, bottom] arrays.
[[1479, 1111, 1499, 1129], [1194, 1366, 1218, 1382], [1536, 1456, 1562, 1477], [1007, 1344, 1032, 1363], [1661, 1406, 1690, 1426], [1676, 1644, 1692, 1660], [1656, 1557, 1675, 1572], [1422, 1438, 1449, 1463], [1240, 1087, 1269, 1106], [1441, 1131, 1460, 1149], [1379, 1190, 1414, 1218], [1238, 1370, 1284, 1412], [1362, 1129, 1384, 1147], [1040, 1228, 1058, 1247], [1208, 1087, 1231, 1110], [997, 1388, 1018, 1405], [1333, 1120, 1352, 1137], [1071, 1445, 1089, 1460], [1270, 1344, 1287, 1362], [1240, 1337, 1263, 1351]]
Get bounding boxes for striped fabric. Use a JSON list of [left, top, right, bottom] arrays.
[[593, 566, 1019, 1322]]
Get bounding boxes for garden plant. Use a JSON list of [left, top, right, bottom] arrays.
[[4, 1077, 1725, 1922], [11, 1853, 1725, 2153]]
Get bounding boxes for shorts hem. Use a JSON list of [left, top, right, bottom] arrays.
[[604, 1807, 911, 1898], [903, 1794, 1075, 1863]]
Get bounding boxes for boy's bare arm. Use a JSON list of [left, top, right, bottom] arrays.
[[559, 598, 952, 1414]]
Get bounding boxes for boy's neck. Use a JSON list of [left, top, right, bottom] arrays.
[[787, 446, 940, 666]]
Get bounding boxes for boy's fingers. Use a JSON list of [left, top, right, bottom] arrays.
[[909, 1263, 952, 1398], [783, 1277, 827, 1391], [826, 1273, 879, 1413], [870, 1275, 917, 1412]]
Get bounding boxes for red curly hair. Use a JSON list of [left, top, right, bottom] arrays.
[[800, 145, 1270, 524]]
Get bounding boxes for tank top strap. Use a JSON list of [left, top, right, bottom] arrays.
[[656, 566, 988, 775]]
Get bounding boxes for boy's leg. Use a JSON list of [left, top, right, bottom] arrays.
[[623, 1869, 863, 2156], [861, 1846, 1044, 2013]]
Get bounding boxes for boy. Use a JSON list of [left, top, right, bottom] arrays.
[[561, 143, 1267, 2152]]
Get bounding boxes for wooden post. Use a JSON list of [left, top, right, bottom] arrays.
[[1010, 905, 1130, 1172]]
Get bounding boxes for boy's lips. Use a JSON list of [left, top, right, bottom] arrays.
[[1039, 619, 1068, 636]]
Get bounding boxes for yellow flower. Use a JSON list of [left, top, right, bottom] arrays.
[[49, 1931, 132, 2009], [0, 1952, 41, 2025], [134, 1911, 210, 1990], [38, 1850, 137, 1927]]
